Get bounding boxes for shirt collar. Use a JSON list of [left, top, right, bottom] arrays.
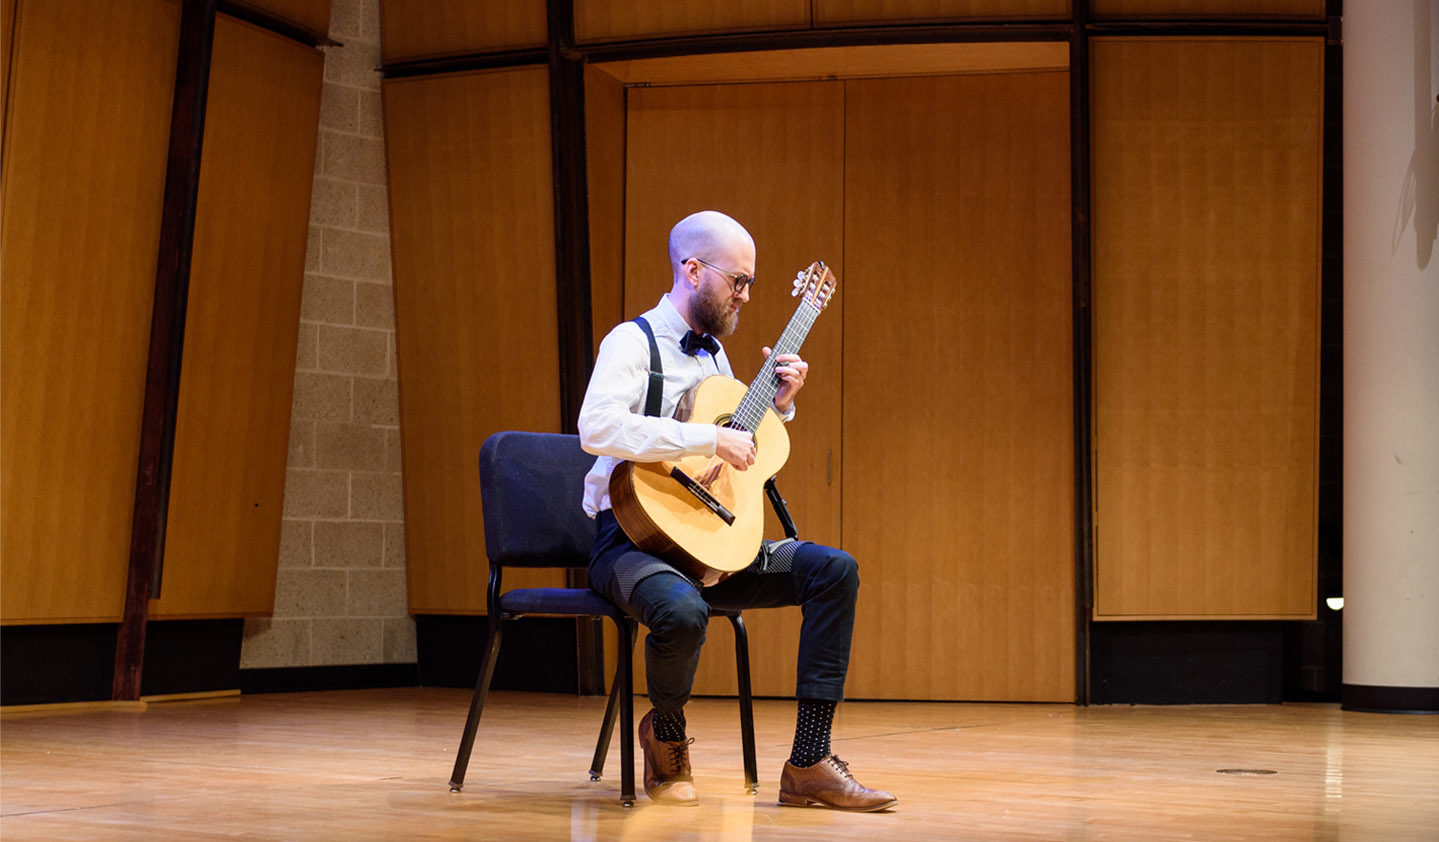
[[654, 293, 696, 340]]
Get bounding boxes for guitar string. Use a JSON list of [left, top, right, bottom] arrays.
[[701, 291, 825, 491], [731, 308, 815, 432], [730, 302, 819, 433], [741, 309, 812, 425], [647, 273, 833, 569]]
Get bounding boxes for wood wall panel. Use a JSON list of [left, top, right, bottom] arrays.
[[0, 0, 179, 623], [150, 15, 324, 619], [815, 0, 1068, 26], [1090, 38, 1322, 620], [575, 0, 809, 45], [379, 0, 546, 64], [622, 81, 845, 697], [383, 67, 563, 613], [1090, 0, 1323, 18], [1087, 37, 1323, 616], [237, 0, 332, 36], [842, 72, 1075, 701]]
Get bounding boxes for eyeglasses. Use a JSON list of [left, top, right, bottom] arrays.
[[688, 257, 756, 295]]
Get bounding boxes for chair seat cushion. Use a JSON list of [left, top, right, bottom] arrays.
[[499, 587, 624, 619], [498, 586, 742, 621]]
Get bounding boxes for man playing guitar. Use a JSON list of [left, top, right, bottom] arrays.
[[578, 210, 896, 811]]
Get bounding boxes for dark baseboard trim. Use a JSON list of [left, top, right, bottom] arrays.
[[1341, 683, 1439, 714], [1090, 621, 1285, 705], [141, 619, 244, 697], [1, 624, 118, 706], [239, 663, 420, 694], [415, 615, 583, 693]]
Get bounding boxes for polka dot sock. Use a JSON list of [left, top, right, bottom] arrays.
[[788, 698, 837, 768], [651, 707, 687, 742]]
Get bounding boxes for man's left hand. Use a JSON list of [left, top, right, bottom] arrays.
[[763, 346, 807, 415]]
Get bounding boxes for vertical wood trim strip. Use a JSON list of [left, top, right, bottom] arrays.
[[1070, 0, 1093, 705], [113, 0, 217, 701], [1, 0, 15, 159], [548, 0, 594, 436], [547, 0, 602, 693]]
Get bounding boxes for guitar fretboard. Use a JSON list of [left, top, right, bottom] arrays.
[[728, 300, 820, 433]]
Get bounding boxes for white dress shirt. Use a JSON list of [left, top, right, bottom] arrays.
[[577, 293, 792, 517]]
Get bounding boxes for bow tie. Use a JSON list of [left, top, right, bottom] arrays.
[[680, 330, 721, 357]]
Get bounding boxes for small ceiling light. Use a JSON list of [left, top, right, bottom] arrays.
[[1326, 597, 1344, 611]]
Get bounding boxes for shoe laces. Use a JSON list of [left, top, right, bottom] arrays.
[[666, 737, 695, 772], [826, 755, 853, 779]]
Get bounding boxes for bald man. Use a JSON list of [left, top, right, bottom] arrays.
[[578, 211, 895, 811]]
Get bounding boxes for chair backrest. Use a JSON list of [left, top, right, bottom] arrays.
[[478, 431, 597, 568]]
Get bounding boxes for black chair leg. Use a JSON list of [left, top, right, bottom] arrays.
[[618, 618, 637, 807], [728, 614, 759, 794], [589, 656, 624, 780], [449, 620, 503, 792]]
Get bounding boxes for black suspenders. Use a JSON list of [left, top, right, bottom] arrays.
[[632, 317, 664, 419]]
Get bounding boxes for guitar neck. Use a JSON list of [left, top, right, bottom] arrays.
[[729, 301, 820, 433]]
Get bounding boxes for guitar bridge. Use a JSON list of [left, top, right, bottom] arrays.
[[669, 467, 736, 525]]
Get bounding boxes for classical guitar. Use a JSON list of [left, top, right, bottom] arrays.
[[609, 261, 837, 586]]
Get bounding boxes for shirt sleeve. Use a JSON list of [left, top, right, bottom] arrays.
[[577, 324, 719, 461]]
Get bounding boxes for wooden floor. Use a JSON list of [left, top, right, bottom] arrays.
[[2, 688, 1437, 841]]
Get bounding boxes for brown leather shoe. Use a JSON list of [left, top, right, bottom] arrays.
[[638, 709, 698, 806], [778, 755, 897, 812]]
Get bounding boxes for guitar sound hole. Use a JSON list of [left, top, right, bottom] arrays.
[[716, 415, 758, 457]]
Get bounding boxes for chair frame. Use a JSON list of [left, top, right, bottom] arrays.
[[446, 432, 775, 807]]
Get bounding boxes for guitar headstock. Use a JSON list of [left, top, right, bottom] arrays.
[[791, 260, 837, 311]]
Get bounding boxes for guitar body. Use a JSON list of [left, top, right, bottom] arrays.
[[610, 375, 790, 586]]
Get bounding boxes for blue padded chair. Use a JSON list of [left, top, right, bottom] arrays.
[[447, 431, 758, 807]]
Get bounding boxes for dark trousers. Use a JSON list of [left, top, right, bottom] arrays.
[[590, 510, 859, 711]]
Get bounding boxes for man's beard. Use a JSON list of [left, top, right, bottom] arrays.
[[690, 282, 739, 337]]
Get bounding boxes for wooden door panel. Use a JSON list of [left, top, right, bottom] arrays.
[[622, 81, 845, 697], [842, 71, 1075, 701]]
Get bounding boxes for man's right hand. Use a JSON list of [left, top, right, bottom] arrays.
[[715, 426, 756, 470]]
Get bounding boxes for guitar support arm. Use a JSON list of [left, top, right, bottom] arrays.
[[764, 477, 799, 540]]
